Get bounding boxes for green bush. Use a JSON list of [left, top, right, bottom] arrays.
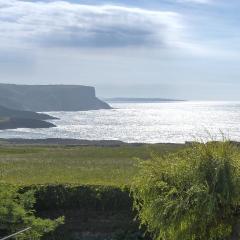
[[131, 141, 240, 240], [25, 185, 132, 212], [112, 230, 146, 240], [20, 185, 140, 240], [0, 183, 64, 239]]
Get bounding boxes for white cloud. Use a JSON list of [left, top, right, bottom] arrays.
[[0, 0, 185, 49], [177, 0, 212, 4]]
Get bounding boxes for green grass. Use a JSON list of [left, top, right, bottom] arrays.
[[0, 144, 183, 186]]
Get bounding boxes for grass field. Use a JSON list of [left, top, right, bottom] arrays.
[[0, 143, 183, 186]]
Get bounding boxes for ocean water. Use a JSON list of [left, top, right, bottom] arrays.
[[1, 101, 240, 143]]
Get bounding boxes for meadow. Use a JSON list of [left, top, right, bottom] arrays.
[[0, 143, 183, 186]]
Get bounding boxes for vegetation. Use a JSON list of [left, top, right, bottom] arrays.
[[0, 143, 182, 239], [28, 185, 131, 211], [0, 183, 64, 239], [32, 185, 137, 240], [0, 144, 183, 186], [131, 141, 240, 240], [6, 141, 240, 239]]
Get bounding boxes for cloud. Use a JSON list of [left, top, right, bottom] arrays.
[[0, 0, 184, 49], [177, 0, 212, 4]]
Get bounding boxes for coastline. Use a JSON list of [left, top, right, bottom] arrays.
[[0, 138, 185, 146], [0, 138, 236, 146]]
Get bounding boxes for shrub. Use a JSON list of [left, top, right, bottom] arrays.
[[0, 183, 64, 239], [28, 185, 132, 212], [131, 141, 240, 240]]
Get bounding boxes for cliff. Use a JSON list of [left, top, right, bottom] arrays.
[[0, 84, 111, 111]]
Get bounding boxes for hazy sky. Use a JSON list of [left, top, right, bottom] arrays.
[[0, 0, 239, 99]]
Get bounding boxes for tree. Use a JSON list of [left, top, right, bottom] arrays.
[[131, 141, 240, 240], [0, 183, 64, 239]]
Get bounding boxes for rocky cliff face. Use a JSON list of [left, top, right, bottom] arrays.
[[0, 84, 111, 111]]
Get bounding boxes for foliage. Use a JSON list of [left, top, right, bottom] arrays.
[[42, 230, 146, 240], [30, 185, 137, 240], [112, 230, 146, 240], [27, 185, 132, 212], [131, 141, 240, 240], [0, 183, 64, 239]]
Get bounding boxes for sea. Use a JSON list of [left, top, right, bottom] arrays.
[[1, 101, 240, 143]]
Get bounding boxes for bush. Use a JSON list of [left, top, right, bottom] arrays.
[[0, 183, 64, 239], [27, 185, 132, 212], [20, 185, 140, 240], [131, 141, 240, 240]]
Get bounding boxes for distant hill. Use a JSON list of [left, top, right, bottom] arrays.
[[0, 105, 56, 130], [104, 97, 185, 103], [0, 84, 111, 111], [0, 117, 55, 130], [0, 105, 56, 120]]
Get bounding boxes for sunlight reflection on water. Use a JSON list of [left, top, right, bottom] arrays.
[[1, 101, 240, 143]]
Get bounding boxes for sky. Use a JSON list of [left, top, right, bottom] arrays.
[[0, 0, 239, 100]]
